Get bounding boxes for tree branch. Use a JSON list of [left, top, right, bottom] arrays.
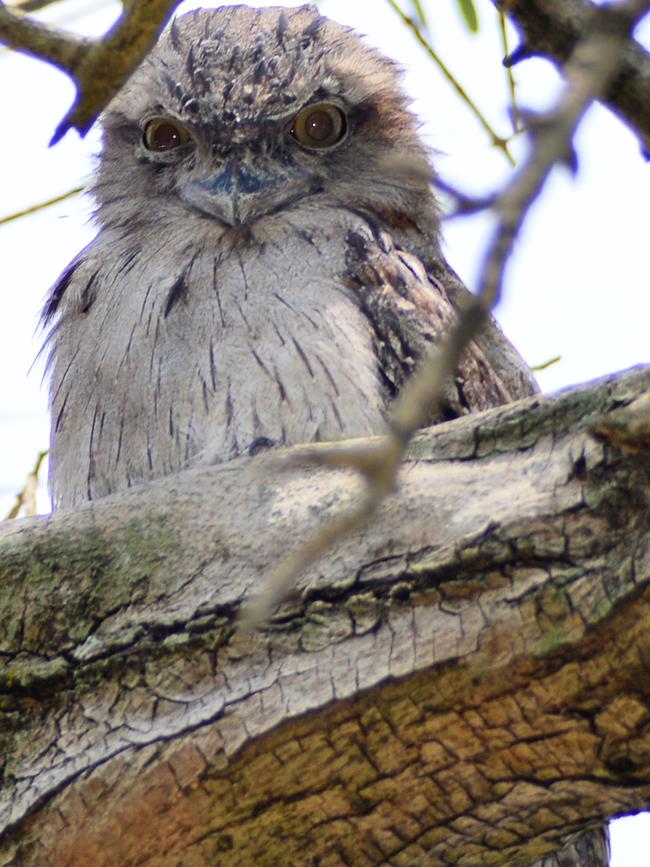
[[0, 0, 88, 73], [0, 366, 649, 864], [0, 0, 181, 142], [494, 0, 650, 155]]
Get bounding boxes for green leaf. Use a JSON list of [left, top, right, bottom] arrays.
[[531, 355, 562, 372], [455, 0, 479, 32]]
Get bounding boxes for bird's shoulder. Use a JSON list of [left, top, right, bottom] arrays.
[[343, 218, 539, 418]]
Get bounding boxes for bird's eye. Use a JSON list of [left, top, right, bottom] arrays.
[[290, 103, 347, 150], [143, 117, 192, 152]]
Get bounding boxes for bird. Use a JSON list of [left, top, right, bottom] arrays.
[[39, 6, 611, 864], [42, 3, 537, 511]]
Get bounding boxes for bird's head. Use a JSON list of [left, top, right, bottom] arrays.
[[95, 4, 439, 241]]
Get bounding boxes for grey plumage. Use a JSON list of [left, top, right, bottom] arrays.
[[43, 4, 537, 510]]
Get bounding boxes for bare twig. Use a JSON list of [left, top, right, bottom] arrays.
[[410, 0, 428, 28], [0, 185, 84, 226], [433, 176, 496, 216], [241, 0, 650, 629], [498, 10, 522, 133], [4, 450, 48, 520], [0, 0, 180, 143], [385, 0, 516, 165]]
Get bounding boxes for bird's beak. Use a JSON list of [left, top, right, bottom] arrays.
[[182, 160, 297, 226]]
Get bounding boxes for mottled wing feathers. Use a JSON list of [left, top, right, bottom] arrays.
[[427, 257, 540, 403], [344, 225, 538, 423]]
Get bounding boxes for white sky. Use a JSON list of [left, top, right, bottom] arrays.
[[1, 0, 649, 859]]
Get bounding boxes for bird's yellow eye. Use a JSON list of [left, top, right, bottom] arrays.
[[143, 117, 192, 152], [290, 103, 347, 149]]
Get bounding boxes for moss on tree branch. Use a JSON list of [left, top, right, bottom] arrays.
[[1, 366, 649, 864]]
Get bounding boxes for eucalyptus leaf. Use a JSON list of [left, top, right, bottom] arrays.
[[455, 0, 479, 32]]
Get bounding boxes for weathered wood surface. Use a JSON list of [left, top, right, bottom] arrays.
[[1, 366, 649, 866]]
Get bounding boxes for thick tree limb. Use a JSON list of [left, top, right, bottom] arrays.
[[0, 365, 649, 865], [493, 0, 650, 154]]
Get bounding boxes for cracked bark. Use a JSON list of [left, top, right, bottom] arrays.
[[0, 365, 649, 866]]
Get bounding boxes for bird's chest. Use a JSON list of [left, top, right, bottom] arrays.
[[51, 226, 387, 504], [157, 238, 388, 458]]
